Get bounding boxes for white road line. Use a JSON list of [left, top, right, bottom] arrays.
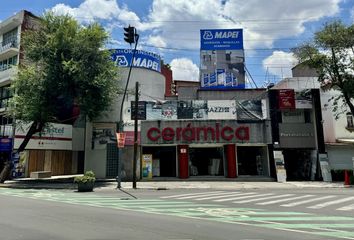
[[256, 195, 314, 205], [307, 196, 354, 209], [213, 193, 274, 202], [281, 195, 336, 207], [234, 194, 294, 204], [195, 192, 260, 201], [336, 204, 354, 211], [176, 191, 229, 200], [161, 191, 226, 199]]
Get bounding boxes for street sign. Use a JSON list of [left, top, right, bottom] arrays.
[[131, 101, 146, 120], [116, 133, 126, 148]]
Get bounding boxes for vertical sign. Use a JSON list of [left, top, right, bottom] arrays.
[[142, 154, 153, 179], [116, 133, 126, 148], [278, 89, 295, 109]]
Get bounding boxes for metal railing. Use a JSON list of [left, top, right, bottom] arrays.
[[0, 37, 18, 54], [0, 64, 12, 72]]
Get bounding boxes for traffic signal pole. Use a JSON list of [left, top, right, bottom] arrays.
[[117, 27, 139, 189]]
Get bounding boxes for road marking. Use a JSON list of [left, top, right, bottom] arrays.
[[194, 192, 256, 201], [161, 191, 226, 199], [213, 193, 269, 202], [175, 191, 228, 199], [337, 204, 354, 211], [234, 194, 293, 204], [308, 196, 354, 209], [256, 195, 314, 205], [281, 195, 336, 207]]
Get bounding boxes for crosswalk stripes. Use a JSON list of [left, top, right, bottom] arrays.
[[160, 191, 354, 211], [307, 196, 354, 209], [281, 195, 336, 207], [256, 194, 314, 205], [234, 194, 295, 204]]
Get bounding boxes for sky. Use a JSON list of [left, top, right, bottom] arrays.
[[0, 0, 353, 88]]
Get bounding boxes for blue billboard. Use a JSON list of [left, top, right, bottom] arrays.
[[111, 49, 161, 72], [200, 29, 243, 50]]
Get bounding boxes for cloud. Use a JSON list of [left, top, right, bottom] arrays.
[[262, 51, 298, 78], [170, 58, 199, 81], [142, 0, 341, 50], [51, 0, 142, 26]]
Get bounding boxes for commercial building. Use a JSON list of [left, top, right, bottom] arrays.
[[0, 11, 84, 178]]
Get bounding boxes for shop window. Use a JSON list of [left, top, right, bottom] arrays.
[[346, 113, 354, 130]]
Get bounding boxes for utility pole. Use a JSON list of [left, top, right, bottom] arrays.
[[116, 26, 139, 189], [132, 82, 139, 189]]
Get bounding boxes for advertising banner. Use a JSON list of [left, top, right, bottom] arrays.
[[200, 29, 243, 50], [142, 154, 153, 179], [14, 122, 72, 150], [207, 100, 236, 120], [236, 100, 264, 120], [92, 123, 116, 150], [200, 29, 245, 90], [278, 89, 296, 109], [111, 49, 161, 72]]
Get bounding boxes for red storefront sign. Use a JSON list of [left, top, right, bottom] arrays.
[[278, 89, 295, 109], [147, 123, 249, 142], [116, 133, 126, 148]]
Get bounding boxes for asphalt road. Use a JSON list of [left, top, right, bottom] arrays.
[[0, 187, 354, 240]]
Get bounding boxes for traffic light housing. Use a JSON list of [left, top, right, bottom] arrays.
[[124, 26, 135, 44]]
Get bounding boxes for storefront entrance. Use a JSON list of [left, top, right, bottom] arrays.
[[283, 149, 313, 181], [142, 146, 177, 177], [237, 146, 269, 176], [189, 147, 224, 176]]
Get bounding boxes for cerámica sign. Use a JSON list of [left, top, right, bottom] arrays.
[[141, 120, 272, 145]]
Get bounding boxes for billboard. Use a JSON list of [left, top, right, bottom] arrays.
[[111, 49, 161, 72], [200, 29, 245, 89], [200, 29, 243, 50]]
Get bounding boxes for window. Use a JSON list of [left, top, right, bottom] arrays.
[[0, 85, 12, 109], [2, 28, 18, 46], [0, 56, 17, 71], [346, 113, 354, 129]]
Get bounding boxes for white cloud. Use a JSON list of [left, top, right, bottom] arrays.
[[262, 51, 298, 78], [170, 58, 199, 81], [51, 0, 142, 26], [142, 0, 341, 50], [147, 35, 167, 48]]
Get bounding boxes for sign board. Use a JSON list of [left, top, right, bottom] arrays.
[[116, 132, 126, 148], [131, 101, 147, 120], [0, 137, 12, 151], [111, 49, 161, 72], [142, 154, 153, 179], [273, 151, 286, 182], [200, 29, 245, 89], [200, 29, 243, 50], [278, 89, 296, 109], [14, 122, 72, 150]]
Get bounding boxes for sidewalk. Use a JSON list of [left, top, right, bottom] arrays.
[[0, 175, 349, 190]]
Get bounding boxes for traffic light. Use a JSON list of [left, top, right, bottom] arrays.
[[124, 26, 135, 44]]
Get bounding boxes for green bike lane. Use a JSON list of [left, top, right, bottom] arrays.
[[1, 188, 354, 240]]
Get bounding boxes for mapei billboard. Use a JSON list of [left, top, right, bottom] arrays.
[[111, 49, 161, 72], [200, 29, 245, 89]]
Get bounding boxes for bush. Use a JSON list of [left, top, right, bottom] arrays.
[[74, 171, 96, 184]]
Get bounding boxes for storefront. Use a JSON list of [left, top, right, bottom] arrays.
[[141, 120, 272, 179]]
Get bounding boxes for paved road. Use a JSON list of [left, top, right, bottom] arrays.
[[1, 187, 354, 240]]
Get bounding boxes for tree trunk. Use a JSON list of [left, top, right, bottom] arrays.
[[0, 121, 44, 182]]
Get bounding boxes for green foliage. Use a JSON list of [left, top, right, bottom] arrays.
[[74, 170, 96, 184], [292, 20, 354, 118], [10, 12, 121, 123]]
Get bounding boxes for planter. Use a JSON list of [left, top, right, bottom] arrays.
[[77, 181, 95, 192]]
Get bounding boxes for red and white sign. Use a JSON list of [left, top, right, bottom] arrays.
[[278, 89, 295, 109], [116, 133, 126, 148]]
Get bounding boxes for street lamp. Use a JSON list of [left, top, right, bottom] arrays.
[[116, 26, 139, 189]]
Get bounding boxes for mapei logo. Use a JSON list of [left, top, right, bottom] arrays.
[[115, 55, 128, 66], [203, 30, 240, 40], [203, 31, 213, 40]]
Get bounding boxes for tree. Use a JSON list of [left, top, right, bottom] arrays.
[[0, 12, 121, 182], [292, 20, 354, 118]]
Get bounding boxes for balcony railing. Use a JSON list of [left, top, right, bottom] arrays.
[[0, 125, 13, 138], [0, 37, 18, 55]]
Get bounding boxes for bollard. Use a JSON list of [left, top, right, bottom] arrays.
[[344, 170, 350, 186]]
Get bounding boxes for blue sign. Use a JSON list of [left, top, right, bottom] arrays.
[[0, 137, 12, 151], [200, 29, 243, 50], [111, 49, 161, 72]]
